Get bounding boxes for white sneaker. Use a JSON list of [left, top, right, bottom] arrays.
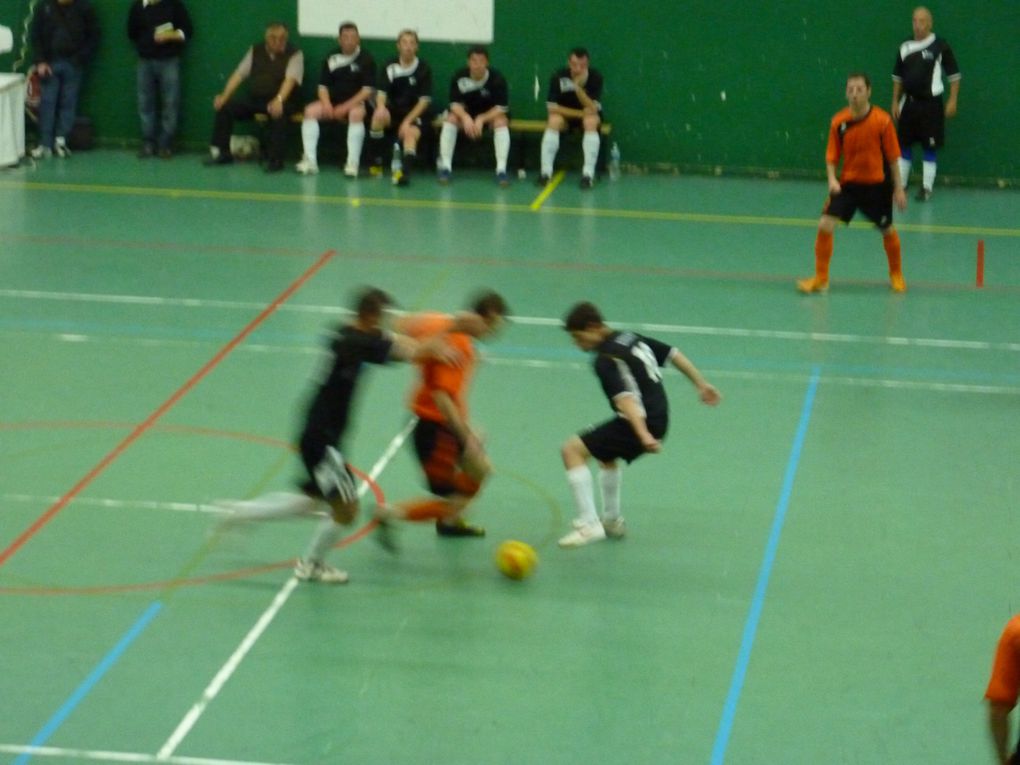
[[601, 516, 627, 539], [295, 157, 319, 175], [294, 558, 348, 584], [30, 145, 52, 159], [54, 138, 71, 158], [343, 163, 358, 178], [558, 519, 607, 548]]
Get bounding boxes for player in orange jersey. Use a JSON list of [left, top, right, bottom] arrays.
[[798, 73, 908, 294], [986, 614, 1020, 764], [375, 291, 509, 542]]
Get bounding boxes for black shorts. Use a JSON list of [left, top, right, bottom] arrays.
[[579, 416, 666, 464], [823, 182, 894, 229], [413, 419, 480, 497], [897, 96, 945, 150], [389, 107, 427, 130]]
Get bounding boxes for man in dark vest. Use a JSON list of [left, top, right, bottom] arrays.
[[204, 21, 304, 172]]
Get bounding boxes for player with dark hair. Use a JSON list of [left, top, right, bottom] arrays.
[[218, 287, 458, 583], [295, 21, 375, 177], [538, 47, 604, 189], [375, 291, 509, 540], [797, 73, 908, 294], [436, 45, 511, 186], [368, 29, 433, 186], [557, 302, 721, 548], [891, 6, 961, 201]]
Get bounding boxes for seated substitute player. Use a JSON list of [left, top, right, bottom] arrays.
[[538, 47, 604, 189], [986, 614, 1020, 764], [891, 6, 961, 202], [217, 287, 459, 584], [374, 291, 509, 541], [368, 28, 433, 186], [797, 73, 908, 295], [436, 45, 511, 187], [295, 21, 375, 177], [557, 302, 721, 548]]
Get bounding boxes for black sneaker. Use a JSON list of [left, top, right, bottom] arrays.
[[436, 518, 485, 537], [535, 174, 550, 187], [203, 153, 233, 166], [579, 175, 594, 190], [265, 159, 285, 173], [915, 187, 932, 202]]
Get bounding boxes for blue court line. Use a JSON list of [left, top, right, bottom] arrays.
[[710, 369, 820, 765], [14, 601, 163, 765]]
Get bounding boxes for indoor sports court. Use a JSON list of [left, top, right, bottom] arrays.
[[1, 155, 1018, 765]]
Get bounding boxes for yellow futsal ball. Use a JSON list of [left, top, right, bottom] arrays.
[[495, 540, 538, 580]]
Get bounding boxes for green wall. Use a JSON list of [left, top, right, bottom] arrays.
[[2, 0, 1016, 184]]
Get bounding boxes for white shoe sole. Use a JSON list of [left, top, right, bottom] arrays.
[[558, 524, 607, 548]]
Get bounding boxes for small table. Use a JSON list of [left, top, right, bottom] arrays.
[[0, 73, 26, 167]]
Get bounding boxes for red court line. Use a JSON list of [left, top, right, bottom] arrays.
[[0, 249, 337, 569]]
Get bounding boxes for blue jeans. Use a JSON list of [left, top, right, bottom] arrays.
[[136, 57, 181, 150], [37, 59, 83, 149]]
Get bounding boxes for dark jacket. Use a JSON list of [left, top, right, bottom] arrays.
[[127, 0, 193, 60], [31, 0, 100, 67]]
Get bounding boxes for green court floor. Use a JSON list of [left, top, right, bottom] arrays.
[[1, 152, 1018, 765]]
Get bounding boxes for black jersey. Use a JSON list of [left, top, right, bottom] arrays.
[[546, 67, 603, 112], [448, 66, 509, 116], [318, 47, 375, 103], [592, 331, 675, 428], [892, 34, 960, 99], [300, 325, 394, 443], [378, 56, 433, 112]]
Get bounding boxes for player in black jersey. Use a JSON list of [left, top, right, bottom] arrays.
[[891, 7, 961, 201], [295, 22, 375, 177], [436, 46, 511, 186], [368, 29, 433, 187], [217, 287, 458, 583], [538, 48, 604, 189], [557, 302, 721, 548]]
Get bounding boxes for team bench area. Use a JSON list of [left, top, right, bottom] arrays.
[[252, 113, 614, 173]]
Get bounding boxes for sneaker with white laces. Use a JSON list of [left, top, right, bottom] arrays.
[[601, 516, 626, 539], [30, 145, 52, 159], [343, 163, 358, 178], [295, 157, 319, 175], [558, 519, 607, 548], [54, 138, 71, 158], [294, 558, 349, 584]]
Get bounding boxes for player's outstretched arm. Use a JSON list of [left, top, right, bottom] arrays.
[[671, 350, 721, 405]]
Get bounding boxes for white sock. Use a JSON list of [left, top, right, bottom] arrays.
[[540, 129, 559, 176], [439, 121, 458, 171], [225, 491, 318, 521], [346, 121, 365, 168], [582, 131, 600, 178], [493, 125, 510, 174], [599, 467, 622, 520], [301, 119, 320, 164], [897, 157, 912, 189], [566, 465, 598, 525], [303, 517, 343, 564], [922, 160, 936, 191]]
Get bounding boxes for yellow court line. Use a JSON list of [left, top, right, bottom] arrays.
[[528, 170, 566, 211], [1, 179, 1018, 238]]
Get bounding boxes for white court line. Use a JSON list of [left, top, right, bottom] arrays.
[[2, 288, 1017, 353], [155, 418, 416, 761], [0, 744, 294, 765], [0, 494, 226, 515]]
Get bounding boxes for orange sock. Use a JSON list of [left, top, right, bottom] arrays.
[[401, 499, 453, 522], [814, 231, 833, 281], [883, 229, 903, 275]]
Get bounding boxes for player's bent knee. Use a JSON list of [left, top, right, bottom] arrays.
[[330, 499, 358, 525]]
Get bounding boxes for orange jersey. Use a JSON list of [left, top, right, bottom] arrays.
[[986, 615, 1020, 706], [826, 106, 901, 185], [400, 313, 476, 423]]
